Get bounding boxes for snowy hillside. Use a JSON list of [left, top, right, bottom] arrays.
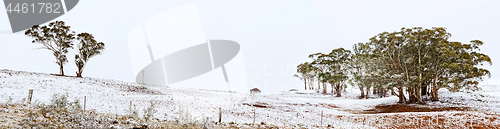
[[1, 69, 500, 128]]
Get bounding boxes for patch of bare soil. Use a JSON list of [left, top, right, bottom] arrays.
[[346, 104, 500, 128], [335, 112, 500, 129], [363, 104, 470, 114], [243, 102, 270, 108]]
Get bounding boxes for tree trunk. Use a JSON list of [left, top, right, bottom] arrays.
[[309, 79, 314, 90], [398, 86, 405, 103], [359, 86, 365, 99], [59, 64, 64, 76], [417, 84, 423, 104], [425, 84, 429, 101], [383, 88, 387, 97], [431, 80, 439, 101], [304, 80, 307, 90], [331, 84, 334, 94], [431, 88, 439, 101], [421, 84, 427, 101], [322, 83, 327, 94], [334, 84, 337, 95], [309, 80, 313, 90], [417, 48, 423, 104], [318, 81, 321, 90], [406, 87, 415, 103], [431, 75, 439, 101], [335, 83, 341, 97], [365, 87, 369, 99], [76, 69, 83, 77]]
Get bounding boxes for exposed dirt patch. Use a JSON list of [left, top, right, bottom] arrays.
[[363, 104, 470, 114], [244, 102, 340, 110], [319, 103, 340, 108], [283, 103, 339, 109], [329, 112, 500, 128], [243, 102, 269, 108]]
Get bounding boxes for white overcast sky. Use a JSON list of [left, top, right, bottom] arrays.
[[0, 0, 499, 92]]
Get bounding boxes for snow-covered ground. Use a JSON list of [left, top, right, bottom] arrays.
[[478, 84, 500, 98], [1, 69, 500, 128]]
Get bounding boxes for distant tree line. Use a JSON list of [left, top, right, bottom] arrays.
[[25, 21, 106, 77], [295, 27, 491, 104]]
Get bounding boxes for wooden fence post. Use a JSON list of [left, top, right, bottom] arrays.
[[320, 111, 323, 126], [84, 96, 86, 111], [253, 108, 256, 125], [28, 88, 33, 103], [219, 107, 222, 123]]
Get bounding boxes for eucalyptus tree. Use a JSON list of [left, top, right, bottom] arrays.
[[399, 27, 490, 102], [25, 21, 76, 76], [295, 27, 491, 103], [368, 27, 440, 103], [295, 62, 314, 90], [367, 31, 408, 103], [306, 64, 316, 90], [309, 53, 330, 93], [428, 40, 491, 101], [313, 48, 352, 97], [367, 27, 491, 103], [75, 32, 106, 77], [348, 43, 372, 98]]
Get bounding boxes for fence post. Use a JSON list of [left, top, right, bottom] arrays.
[[219, 107, 222, 123], [253, 108, 256, 125], [84, 96, 86, 111], [296, 112, 299, 125], [28, 88, 33, 104], [320, 111, 323, 126]]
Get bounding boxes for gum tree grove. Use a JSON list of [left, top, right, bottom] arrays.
[[295, 27, 492, 104]]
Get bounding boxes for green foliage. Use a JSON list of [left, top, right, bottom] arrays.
[[24, 21, 76, 76], [7, 96, 13, 103], [296, 27, 492, 103], [24, 21, 105, 77], [348, 43, 379, 98], [127, 103, 139, 119], [309, 48, 351, 96], [20, 93, 85, 128], [294, 62, 315, 90], [174, 105, 196, 126], [143, 99, 157, 121], [46, 93, 82, 114], [365, 27, 491, 102], [75, 32, 106, 77]]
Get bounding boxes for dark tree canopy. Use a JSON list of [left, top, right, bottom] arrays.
[[294, 27, 492, 103], [75, 32, 105, 77], [25, 21, 75, 76]]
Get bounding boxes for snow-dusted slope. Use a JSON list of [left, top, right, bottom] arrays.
[[0, 69, 173, 119], [0, 69, 379, 127], [1, 69, 499, 128]]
